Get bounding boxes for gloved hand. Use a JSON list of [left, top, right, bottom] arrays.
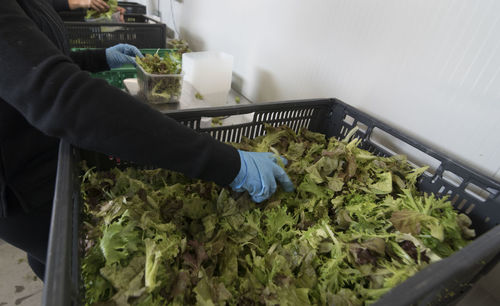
[[105, 44, 143, 68], [230, 150, 295, 203]]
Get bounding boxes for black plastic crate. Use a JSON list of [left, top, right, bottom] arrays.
[[42, 98, 500, 306], [118, 1, 147, 14], [64, 21, 167, 48], [123, 13, 147, 23], [58, 9, 86, 22], [57, 1, 147, 23], [59, 11, 148, 23]]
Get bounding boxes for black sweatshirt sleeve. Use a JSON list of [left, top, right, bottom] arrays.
[[51, 0, 69, 11], [70, 49, 110, 72], [0, 0, 240, 185]]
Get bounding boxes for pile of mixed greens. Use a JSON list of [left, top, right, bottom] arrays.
[[81, 125, 475, 305], [85, 0, 118, 21], [167, 39, 192, 54], [136, 53, 183, 103]]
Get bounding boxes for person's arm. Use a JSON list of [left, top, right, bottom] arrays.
[[51, 0, 109, 13], [70, 43, 142, 72], [68, 0, 109, 12], [70, 49, 109, 73], [52, 0, 70, 11], [0, 0, 240, 185]]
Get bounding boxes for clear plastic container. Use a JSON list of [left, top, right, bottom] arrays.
[[136, 64, 183, 104], [85, 11, 121, 23], [182, 51, 233, 106]]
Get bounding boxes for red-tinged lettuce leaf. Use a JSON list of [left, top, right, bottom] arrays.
[[390, 211, 420, 235], [299, 128, 327, 145]]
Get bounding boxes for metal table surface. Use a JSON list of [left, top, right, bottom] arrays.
[[123, 78, 251, 112], [123, 78, 255, 128]]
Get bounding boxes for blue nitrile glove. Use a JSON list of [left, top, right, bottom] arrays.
[[230, 150, 295, 203], [105, 43, 143, 68]]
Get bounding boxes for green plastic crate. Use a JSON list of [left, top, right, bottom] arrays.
[[72, 48, 176, 89], [91, 66, 137, 89]]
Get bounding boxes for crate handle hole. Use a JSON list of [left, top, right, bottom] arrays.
[[457, 199, 467, 210], [464, 203, 476, 214], [343, 115, 355, 126], [438, 186, 446, 194], [356, 121, 368, 134], [442, 171, 464, 188], [465, 183, 490, 202], [200, 113, 254, 129]]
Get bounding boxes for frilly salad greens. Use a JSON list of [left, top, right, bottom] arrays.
[[167, 39, 192, 54], [81, 125, 475, 305], [86, 0, 118, 20], [136, 53, 183, 103], [136, 53, 182, 75]]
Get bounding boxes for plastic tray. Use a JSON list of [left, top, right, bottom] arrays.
[[85, 11, 121, 23], [64, 21, 167, 49], [42, 99, 500, 306]]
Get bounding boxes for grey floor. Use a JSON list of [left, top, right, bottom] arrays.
[[0, 240, 43, 306], [0, 239, 499, 306]]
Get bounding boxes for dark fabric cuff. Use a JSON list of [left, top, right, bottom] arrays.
[[52, 0, 70, 12], [70, 49, 110, 73], [200, 138, 241, 186]]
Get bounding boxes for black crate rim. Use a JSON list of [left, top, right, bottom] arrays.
[[64, 21, 167, 49]]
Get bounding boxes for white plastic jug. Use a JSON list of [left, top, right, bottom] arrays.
[[182, 51, 234, 106]]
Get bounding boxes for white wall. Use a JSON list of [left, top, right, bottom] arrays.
[[157, 0, 500, 181]]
